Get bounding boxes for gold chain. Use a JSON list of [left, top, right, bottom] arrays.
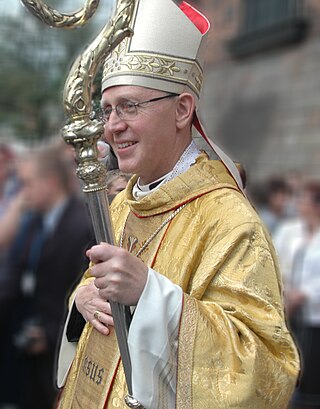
[[119, 203, 187, 258]]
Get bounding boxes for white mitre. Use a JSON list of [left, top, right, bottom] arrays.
[[101, 0, 210, 103]]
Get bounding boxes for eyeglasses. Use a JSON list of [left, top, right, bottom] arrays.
[[98, 93, 179, 123]]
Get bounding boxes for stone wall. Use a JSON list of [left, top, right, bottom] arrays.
[[191, 0, 320, 183]]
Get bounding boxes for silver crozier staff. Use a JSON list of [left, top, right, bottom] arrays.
[[19, 0, 144, 407]]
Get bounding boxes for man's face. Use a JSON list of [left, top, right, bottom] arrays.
[[108, 177, 128, 195], [297, 190, 320, 220], [18, 160, 52, 212], [101, 85, 185, 184]]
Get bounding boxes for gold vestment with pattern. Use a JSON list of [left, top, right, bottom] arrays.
[[58, 153, 299, 409]]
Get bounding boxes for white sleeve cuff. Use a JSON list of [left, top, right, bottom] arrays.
[[128, 267, 183, 408]]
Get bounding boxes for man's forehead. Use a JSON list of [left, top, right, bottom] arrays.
[[101, 85, 159, 104]]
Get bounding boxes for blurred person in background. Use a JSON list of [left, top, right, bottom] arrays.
[[0, 190, 26, 251], [274, 181, 320, 409], [97, 140, 119, 171], [284, 170, 307, 219], [106, 169, 131, 203], [0, 142, 20, 217], [0, 145, 93, 409], [0, 143, 22, 271], [250, 176, 292, 236]]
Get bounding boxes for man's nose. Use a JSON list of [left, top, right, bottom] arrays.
[[106, 110, 127, 133]]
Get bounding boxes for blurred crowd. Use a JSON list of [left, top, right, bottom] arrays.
[[0, 139, 130, 409], [1, 137, 320, 409], [250, 173, 320, 409]]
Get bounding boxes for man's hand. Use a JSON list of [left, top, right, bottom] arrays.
[[75, 281, 114, 335], [87, 242, 149, 306]]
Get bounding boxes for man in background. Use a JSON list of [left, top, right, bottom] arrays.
[[106, 170, 131, 203], [0, 144, 93, 409]]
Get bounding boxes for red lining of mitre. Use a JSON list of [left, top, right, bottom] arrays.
[[180, 2, 210, 34]]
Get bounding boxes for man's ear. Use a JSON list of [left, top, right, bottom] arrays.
[[175, 93, 195, 130]]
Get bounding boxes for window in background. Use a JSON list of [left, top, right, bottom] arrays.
[[228, 0, 309, 57]]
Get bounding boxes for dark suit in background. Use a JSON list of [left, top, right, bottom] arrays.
[[0, 195, 93, 409]]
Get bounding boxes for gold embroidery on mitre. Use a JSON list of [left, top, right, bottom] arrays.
[[103, 38, 203, 96]]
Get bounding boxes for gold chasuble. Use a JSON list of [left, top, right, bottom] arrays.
[[58, 153, 299, 409]]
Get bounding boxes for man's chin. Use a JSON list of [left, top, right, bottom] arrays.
[[117, 161, 137, 175]]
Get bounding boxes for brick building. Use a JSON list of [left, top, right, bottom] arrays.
[[191, 0, 320, 184]]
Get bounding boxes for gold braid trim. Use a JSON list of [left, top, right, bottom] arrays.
[[176, 294, 198, 409]]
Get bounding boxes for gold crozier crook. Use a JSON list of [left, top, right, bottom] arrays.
[[20, 0, 145, 407]]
